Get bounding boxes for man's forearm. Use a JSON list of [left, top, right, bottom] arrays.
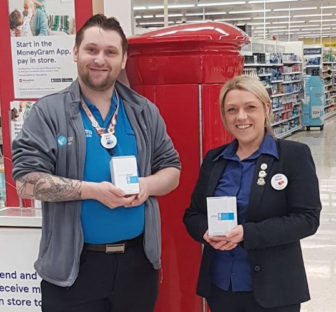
[[146, 167, 180, 196], [16, 172, 82, 202]]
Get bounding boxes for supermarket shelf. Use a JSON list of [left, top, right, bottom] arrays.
[[275, 125, 303, 139], [324, 110, 336, 120]]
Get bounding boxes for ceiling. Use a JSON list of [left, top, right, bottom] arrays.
[[132, 0, 336, 41]]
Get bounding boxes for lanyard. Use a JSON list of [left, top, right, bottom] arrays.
[[81, 90, 120, 150]]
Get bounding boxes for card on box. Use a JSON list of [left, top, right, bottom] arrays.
[[207, 196, 237, 236], [110, 156, 139, 195]]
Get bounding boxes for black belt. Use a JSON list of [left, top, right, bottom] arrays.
[[84, 234, 143, 254]]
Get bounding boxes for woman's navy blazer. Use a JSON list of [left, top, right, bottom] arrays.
[[183, 139, 321, 308]]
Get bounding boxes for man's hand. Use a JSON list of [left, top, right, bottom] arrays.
[[82, 181, 136, 209], [124, 177, 149, 208]]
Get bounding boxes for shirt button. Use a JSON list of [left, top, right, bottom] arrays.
[[254, 265, 261, 272]]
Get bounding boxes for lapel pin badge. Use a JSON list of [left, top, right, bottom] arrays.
[[257, 177, 266, 186], [260, 163, 268, 170]]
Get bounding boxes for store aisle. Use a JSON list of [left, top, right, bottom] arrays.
[[287, 118, 336, 312]]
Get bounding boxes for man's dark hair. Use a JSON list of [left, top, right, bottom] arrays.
[[75, 14, 128, 53]]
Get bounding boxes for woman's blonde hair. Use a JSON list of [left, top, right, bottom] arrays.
[[219, 75, 274, 135]]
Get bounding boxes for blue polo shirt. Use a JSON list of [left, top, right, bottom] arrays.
[[80, 92, 145, 244], [211, 134, 278, 291]]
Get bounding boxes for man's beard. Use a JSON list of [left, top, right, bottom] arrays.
[[80, 71, 115, 92]]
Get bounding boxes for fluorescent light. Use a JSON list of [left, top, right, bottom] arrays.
[[189, 19, 211, 23], [197, 2, 245, 7], [185, 11, 227, 17], [255, 25, 287, 29], [249, 0, 299, 3], [248, 22, 271, 25], [301, 27, 331, 31], [138, 21, 174, 25], [293, 13, 333, 18], [205, 11, 227, 16], [156, 14, 184, 18], [215, 17, 251, 21], [289, 24, 319, 28], [274, 7, 317, 12], [168, 4, 195, 9], [142, 15, 154, 18], [320, 6, 336, 9], [185, 13, 204, 17], [253, 16, 289, 20], [272, 20, 305, 24], [309, 19, 336, 23], [133, 6, 146, 10], [229, 9, 271, 14], [147, 5, 164, 10]]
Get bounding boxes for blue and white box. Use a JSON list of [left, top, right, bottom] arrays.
[[207, 196, 237, 236], [110, 156, 139, 195]]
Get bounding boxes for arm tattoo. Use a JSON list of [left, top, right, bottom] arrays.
[[17, 172, 82, 202]]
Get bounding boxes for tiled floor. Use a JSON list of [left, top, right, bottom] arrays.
[[287, 117, 336, 312]]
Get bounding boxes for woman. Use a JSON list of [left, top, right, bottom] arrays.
[[33, 0, 48, 36], [183, 75, 321, 312]]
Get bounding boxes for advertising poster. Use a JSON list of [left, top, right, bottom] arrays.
[[10, 101, 35, 142], [0, 226, 41, 311], [8, 0, 77, 98]]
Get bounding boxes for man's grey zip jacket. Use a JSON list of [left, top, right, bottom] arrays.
[[11, 79, 181, 287]]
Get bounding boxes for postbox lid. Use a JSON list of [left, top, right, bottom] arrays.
[[128, 22, 250, 49]]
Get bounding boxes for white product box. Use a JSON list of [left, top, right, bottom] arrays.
[[207, 196, 237, 236], [110, 156, 139, 195]]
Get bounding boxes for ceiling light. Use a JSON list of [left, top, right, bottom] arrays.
[[272, 21, 305, 24], [215, 17, 251, 21], [197, 2, 246, 7], [138, 21, 174, 25], [133, 6, 146, 10], [156, 14, 184, 18], [274, 7, 317, 12], [253, 16, 289, 19], [168, 4, 195, 9], [289, 24, 319, 28], [143, 15, 154, 18], [255, 25, 287, 29], [249, 0, 299, 3], [248, 22, 271, 25], [309, 19, 336, 23], [205, 12, 227, 16], [293, 13, 333, 18], [229, 9, 271, 14], [189, 20, 211, 23], [185, 13, 204, 17], [147, 5, 164, 10], [320, 6, 336, 9]]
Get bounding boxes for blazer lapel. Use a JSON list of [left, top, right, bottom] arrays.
[[247, 154, 275, 220], [206, 157, 227, 196]]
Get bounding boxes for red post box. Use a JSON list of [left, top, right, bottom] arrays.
[[126, 22, 249, 312]]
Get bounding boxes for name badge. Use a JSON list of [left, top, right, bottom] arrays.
[[271, 173, 288, 191]]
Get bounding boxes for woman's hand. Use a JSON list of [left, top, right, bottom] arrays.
[[203, 230, 238, 251], [224, 225, 244, 244]]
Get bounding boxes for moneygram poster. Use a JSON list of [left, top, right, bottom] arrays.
[[8, 0, 77, 99]]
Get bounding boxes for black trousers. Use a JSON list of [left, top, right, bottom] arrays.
[[41, 236, 158, 312], [207, 284, 300, 312]]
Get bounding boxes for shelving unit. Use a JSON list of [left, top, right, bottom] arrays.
[[244, 51, 304, 138], [322, 49, 336, 119]]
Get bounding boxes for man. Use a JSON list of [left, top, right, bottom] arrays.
[[12, 14, 181, 312]]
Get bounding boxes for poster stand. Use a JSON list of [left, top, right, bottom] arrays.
[[0, 0, 92, 207]]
